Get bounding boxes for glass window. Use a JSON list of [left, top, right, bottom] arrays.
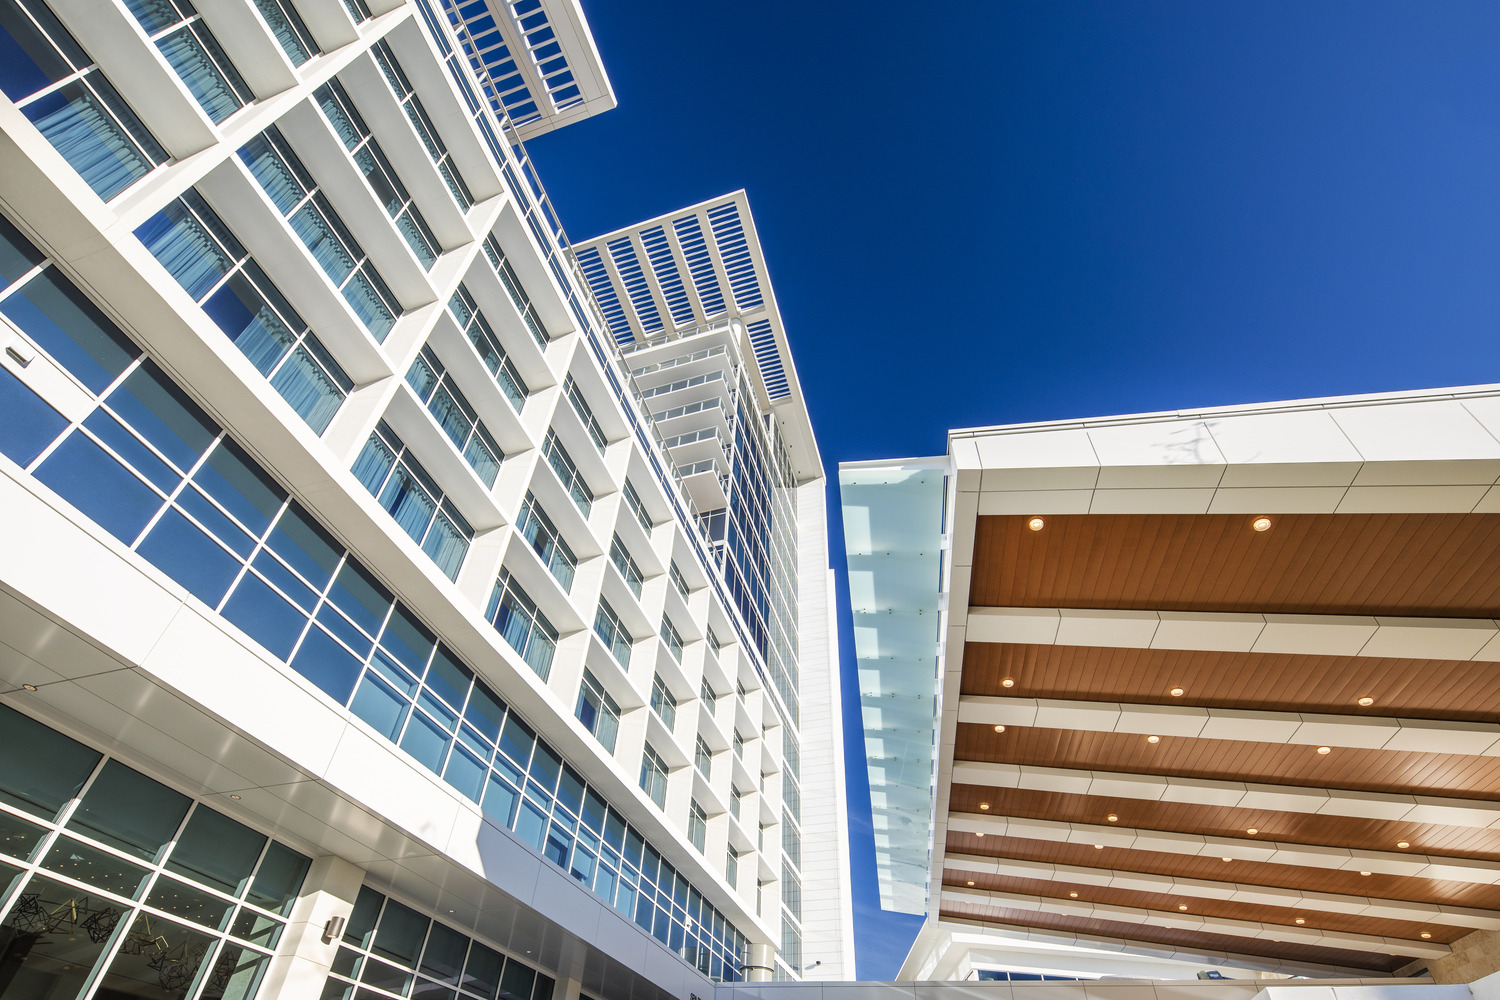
[[480, 235, 547, 348], [515, 492, 575, 591], [371, 40, 473, 211], [253, 0, 317, 67], [0, 0, 167, 199], [669, 561, 690, 599], [639, 745, 667, 809], [699, 679, 717, 716], [649, 674, 676, 732], [0, 702, 101, 817], [561, 374, 605, 451], [136, 191, 352, 432], [541, 429, 591, 515], [315, 79, 441, 269], [352, 421, 473, 580], [405, 346, 503, 486], [688, 801, 706, 853], [120, 0, 252, 123], [66, 759, 190, 861], [575, 669, 619, 755], [592, 598, 631, 669], [608, 535, 642, 598], [167, 805, 267, 895], [621, 478, 651, 532], [447, 284, 528, 411], [659, 616, 683, 662], [0, 872, 124, 998], [694, 735, 712, 779], [485, 572, 556, 679], [240, 126, 402, 341]]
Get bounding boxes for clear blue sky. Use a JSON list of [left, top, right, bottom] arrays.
[[527, 1, 1500, 979]]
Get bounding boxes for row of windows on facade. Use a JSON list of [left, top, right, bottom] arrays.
[[0, 8, 801, 820], [3, 0, 808, 914], [8, 0, 799, 789], [0, 218, 761, 980], [0, 704, 311, 1000], [0, 704, 570, 1000]]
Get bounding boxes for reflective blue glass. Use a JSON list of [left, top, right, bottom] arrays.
[[0, 365, 66, 466], [135, 200, 237, 301], [34, 432, 159, 542], [289, 626, 362, 703], [0, 266, 137, 392], [221, 572, 303, 660], [156, 25, 245, 124], [136, 507, 239, 605], [22, 79, 159, 200], [350, 673, 407, 740]]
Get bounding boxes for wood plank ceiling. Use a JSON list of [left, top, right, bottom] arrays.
[[947, 513, 1500, 975]]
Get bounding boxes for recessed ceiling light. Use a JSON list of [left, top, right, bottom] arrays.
[[1251, 516, 1273, 532], [1246, 828, 1259, 835], [1106, 814, 1118, 823], [980, 803, 990, 810], [1295, 918, 1305, 925], [1069, 891, 1078, 898], [1094, 844, 1104, 850], [1146, 735, 1160, 744], [1178, 904, 1188, 911], [1316, 746, 1331, 755], [229, 794, 241, 800], [1360, 871, 1372, 877], [994, 724, 1006, 734], [1002, 678, 1015, 688], [1421, 932, 1432, 940], [1028, 517, 1045, 531], [1357, 696, 1375, 707], [975, 832, 984, 838], [20, 684, 37, 692], [1169, 687, 1185, 697], [1398, 841, 1410, 849], [966, 880, 975, 886]]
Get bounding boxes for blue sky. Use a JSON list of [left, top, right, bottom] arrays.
[[527, 1, 1500, 979]]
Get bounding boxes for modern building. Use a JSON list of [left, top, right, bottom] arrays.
[[843, 386, 1500, 986], [0, 0, 850, 997]]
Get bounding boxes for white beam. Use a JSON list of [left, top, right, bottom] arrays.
[[934, 915, 1385, 979], [958, 696, 1500, 757], [943, 851, 1500, 930], [946, 812, 1500, 885], [951, 759, 1500, 830], [965, 606, 1500, 662], [942, 886, 1450, 959]]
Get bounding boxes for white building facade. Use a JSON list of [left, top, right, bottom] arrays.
[[0, 0, 849, 997]]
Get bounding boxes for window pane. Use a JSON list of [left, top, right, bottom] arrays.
[[246, 840, 310, 915], [1, 265, 137, 391], [145, 874, 235, 929], [372, 898, 428, 965], [137, 507, 241, 605], [41, 834, 151, 897], [66, 759, 190, 861], [168, 805, 267, 895], [157, 25, 244, 124], [0, 2, 75, 101], [199, 942, 270, 1000], [222, 571, 306, 660], [420, 921, 467, 984], [195, 438, 285, 535], [35, 432, 162, 542], [291, 626, 364, 704], [0, 872, 123, 998], [0, 702, 100, 818], [93, 911, 215, 999]]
